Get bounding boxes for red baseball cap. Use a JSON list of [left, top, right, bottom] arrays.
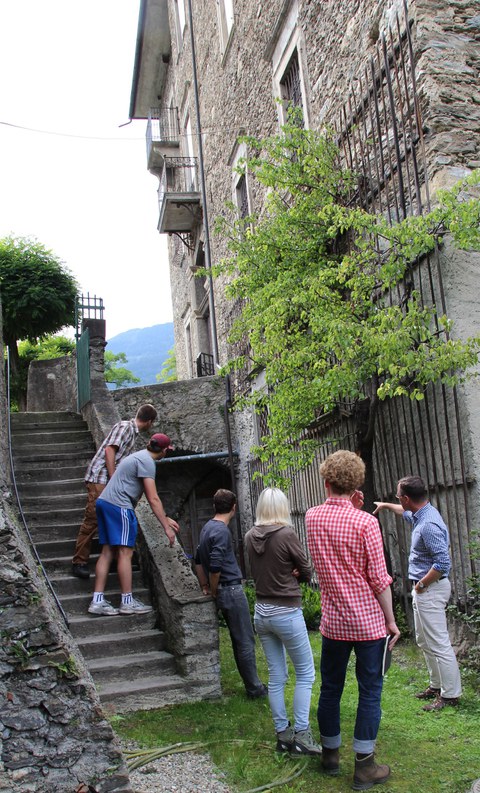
[[150, 433, 174, 450]]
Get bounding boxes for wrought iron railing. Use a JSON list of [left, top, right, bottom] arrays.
[[196, 352, 215, 377], [75, 293, 104, 341], [157, 156, 199, 207], [146, 107, 180, 160]]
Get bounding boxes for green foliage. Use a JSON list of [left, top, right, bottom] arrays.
[[157, 346, 177, 383], [299, 583, 321, 631], [104, 350, 140, 389], [0, 235, 78, 347], [214, 122, 480, 486]]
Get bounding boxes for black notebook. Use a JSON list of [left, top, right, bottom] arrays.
[[382, 635, 392, 676]]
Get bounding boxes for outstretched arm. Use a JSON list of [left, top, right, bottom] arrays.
[[373, 501, 404, 517]]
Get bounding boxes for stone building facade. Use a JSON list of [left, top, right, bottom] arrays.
[[130, 0, 480, 607]]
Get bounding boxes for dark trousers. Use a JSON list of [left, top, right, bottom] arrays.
[[216, 584, 264, 696], [318, 635, 385, 754]]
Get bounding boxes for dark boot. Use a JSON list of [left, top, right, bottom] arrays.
[[352, 753, 391, 790], [321, 747, 340, 776]]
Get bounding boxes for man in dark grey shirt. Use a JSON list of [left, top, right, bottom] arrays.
[[195, 489, 267, 699]]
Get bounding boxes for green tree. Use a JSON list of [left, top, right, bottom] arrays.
[[104, 350, 140, 389], [215, 122, 480, 493], [0, 235, 78, 380], [157, 347, 177, 383]]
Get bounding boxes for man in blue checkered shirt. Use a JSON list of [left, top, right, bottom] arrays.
[[374, 475, 462, 711]]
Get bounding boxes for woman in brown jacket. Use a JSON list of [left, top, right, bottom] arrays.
[[245, 487, 321, 756]]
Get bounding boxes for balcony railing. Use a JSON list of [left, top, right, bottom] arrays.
[[157, 156, 202, 233], [146, 107, 180, 171]]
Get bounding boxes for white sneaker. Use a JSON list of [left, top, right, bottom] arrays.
[[88, 599, 119, 616], [118, 597, 153, 615]]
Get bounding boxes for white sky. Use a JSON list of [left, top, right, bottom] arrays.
[[0, 0, 173, 340]]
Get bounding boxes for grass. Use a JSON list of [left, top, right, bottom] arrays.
[[113, 628, 480, 792]]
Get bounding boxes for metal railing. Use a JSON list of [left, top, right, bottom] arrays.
[[75, 293, 104, 341], [196, 352, 215, 377], [146, 106, 180, 160], [157, 156, 199, 209]]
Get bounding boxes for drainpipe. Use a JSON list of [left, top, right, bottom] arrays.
[[186, 0, 220, 367], [224, 374, 246, 576]]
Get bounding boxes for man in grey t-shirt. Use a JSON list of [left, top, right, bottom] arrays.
[[88, 433, 179, 617]]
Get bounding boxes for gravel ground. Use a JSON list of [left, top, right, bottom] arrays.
[[126, 749, 234, 793]]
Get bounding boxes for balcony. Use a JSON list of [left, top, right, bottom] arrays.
[[146, 107, 180, 172], [196, 352, 215, 377], [157, 156, 202, 233]]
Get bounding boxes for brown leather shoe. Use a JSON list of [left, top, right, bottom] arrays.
[[352, 753, 390, 790], [415, 685, 440, 700], [321, 747, 340, 776], [423, 695, 459, 711]]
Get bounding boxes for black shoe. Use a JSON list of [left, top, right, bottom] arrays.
[[247, 684, 268, 699], [72, 563, 90, 579]]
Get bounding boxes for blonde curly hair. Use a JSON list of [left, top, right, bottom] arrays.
[[319, 450, 365, 494]]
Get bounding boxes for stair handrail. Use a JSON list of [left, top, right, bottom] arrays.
[[6, 346, 70, 628]]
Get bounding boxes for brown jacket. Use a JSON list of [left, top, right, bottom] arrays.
[[245, 523, 312, 608]]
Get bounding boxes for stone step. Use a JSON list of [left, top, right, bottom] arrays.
[[21, 507, 85, 525], [12, 449, 94, 464], [68, 613, 157, 639], [97, 673, 187, 713], [50, 568, 144, 596], [76, 627, 164, 658], [10, 411, 87, 428], [36, 537, 101, 559], [87, 651, 176, 685], [14, 466, 88, 483], [16, 478, 86, 496], [23, 521, 83, 542], [17, 492, 88, 509], [12, 429, 93, 446], [61, 587, 151, 616]]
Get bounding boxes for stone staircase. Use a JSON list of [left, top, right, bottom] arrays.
[[10, 410, 185, 713]]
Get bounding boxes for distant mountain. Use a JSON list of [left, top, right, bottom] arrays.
[[106, 322, 174, 386]]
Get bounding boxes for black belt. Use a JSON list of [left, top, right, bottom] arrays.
[[218, 580, 242, 588], [410, 577, 446, 586]]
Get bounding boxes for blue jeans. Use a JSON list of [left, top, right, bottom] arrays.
[[318, 635, 384, 754], [216, 584, 264, 696], [254, 608, 315, 732]]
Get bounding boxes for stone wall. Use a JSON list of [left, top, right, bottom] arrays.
[[0, 306, 132, 791], [111, 375, 228, 455], [26, 355, 77, 413]]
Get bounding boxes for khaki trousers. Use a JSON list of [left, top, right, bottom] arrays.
[[72, 482, 105, 565]]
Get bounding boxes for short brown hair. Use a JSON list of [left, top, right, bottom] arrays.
[[319, 450, 365, 494], [136, 404, 157, 422], [398, 476, 427, 501], [213, 489, 237, 514]]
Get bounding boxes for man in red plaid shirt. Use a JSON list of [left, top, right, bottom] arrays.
[[306, 450, 400, 790]]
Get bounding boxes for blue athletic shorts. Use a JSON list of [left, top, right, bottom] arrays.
[[96, 498, 138, 547]]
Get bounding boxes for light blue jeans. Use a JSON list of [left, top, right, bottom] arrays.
[[254, 608, 315, 733]]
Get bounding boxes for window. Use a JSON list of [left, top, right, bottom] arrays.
[[231, 141, 251, 221], [280, 50, 303, 116], [270, 0, 309, 127], [174, 0, 186, 51], [236, 175, 249, 219], [184, 114, 197, 191], [217, 0, 234, 54]]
